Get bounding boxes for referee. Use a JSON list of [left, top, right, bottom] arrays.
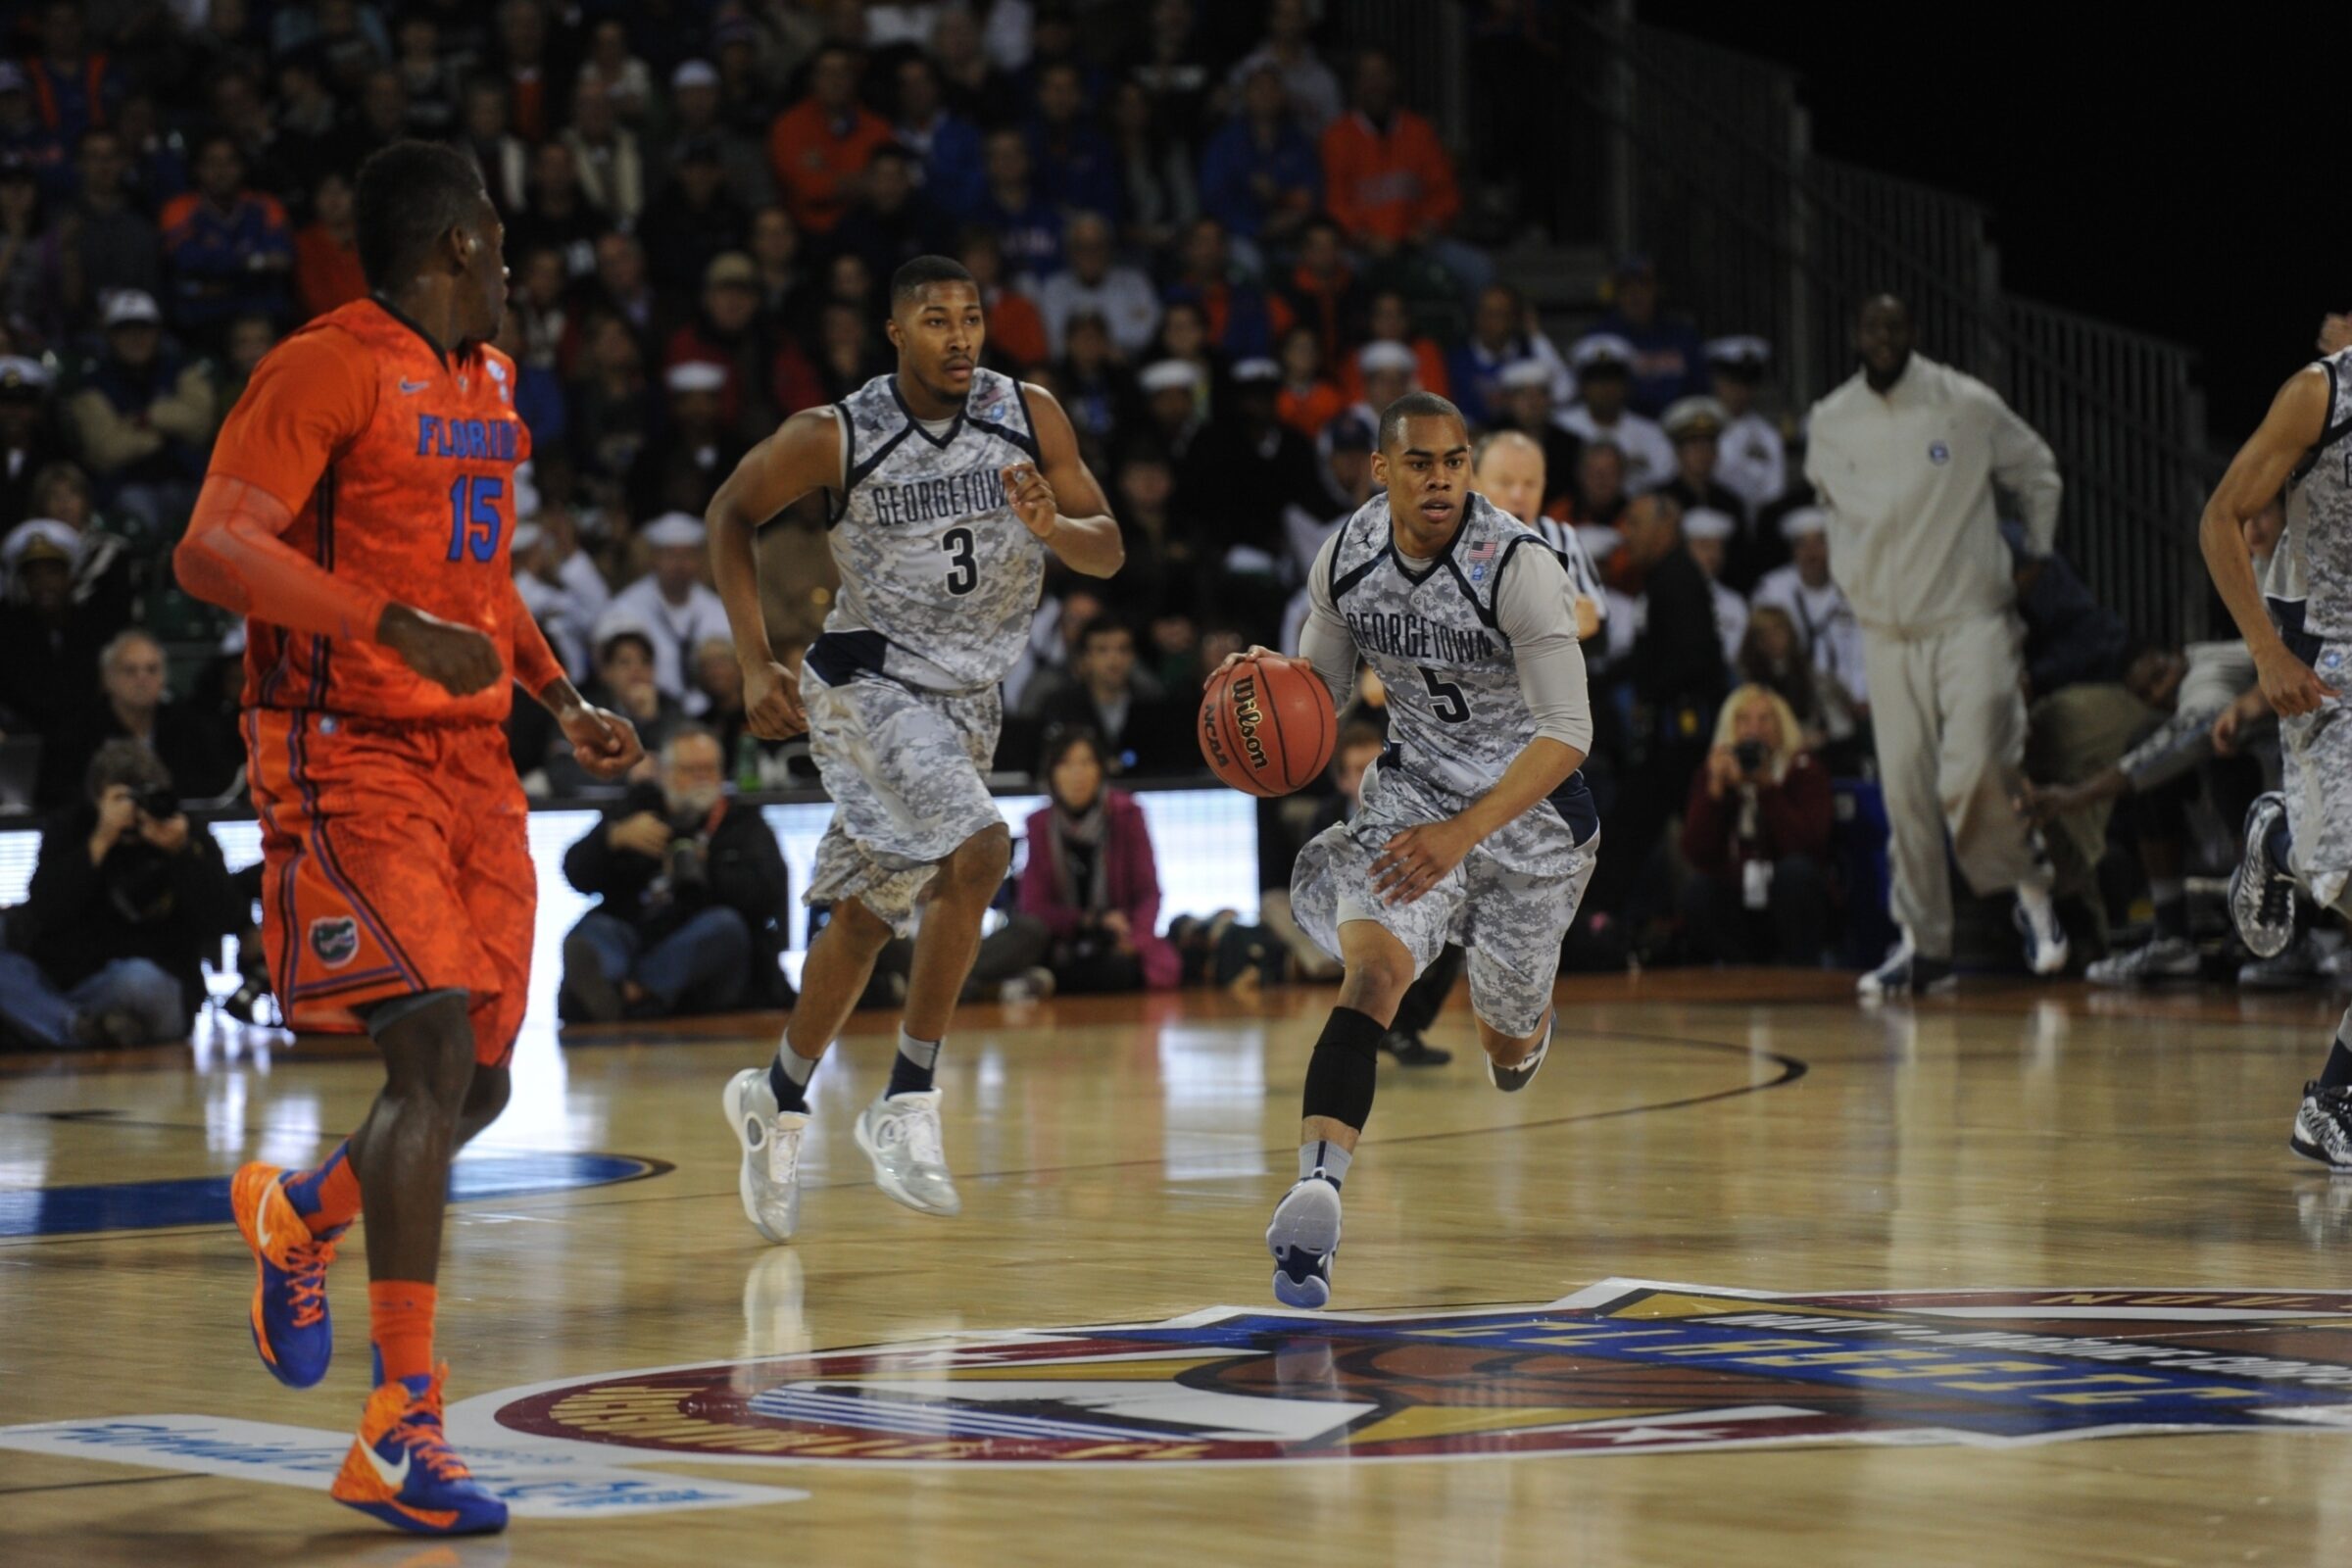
[[1805, 293, 2069, 996]]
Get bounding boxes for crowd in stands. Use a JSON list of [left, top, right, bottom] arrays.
[[0, 0, 2295, 1043]]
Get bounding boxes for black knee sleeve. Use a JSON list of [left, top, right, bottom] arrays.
[[1301, 1006, 1385, 1131]]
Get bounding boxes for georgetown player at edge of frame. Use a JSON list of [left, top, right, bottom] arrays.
[[2199, 338, 2352, 1168], [1218, 391, 1601, 1309], [706, 255, 1122, 1245]]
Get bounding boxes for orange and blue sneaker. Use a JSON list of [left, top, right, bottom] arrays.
[[229, 1161, 341, 1389], [330, 1365, 509, 1535]]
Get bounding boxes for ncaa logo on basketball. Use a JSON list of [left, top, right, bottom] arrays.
[[308, 915, 360, 968], [1928, 439, 1951, 464], [483, 1283, 2352, 1465]]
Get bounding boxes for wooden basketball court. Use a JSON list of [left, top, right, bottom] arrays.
[[9, 971, 2352, 1566]]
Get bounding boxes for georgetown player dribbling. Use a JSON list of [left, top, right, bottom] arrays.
[[1222, 392, 1600, 1307], [710, 257, 1121, 1240]]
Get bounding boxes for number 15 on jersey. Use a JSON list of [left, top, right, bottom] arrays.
[[447, 475, 506, 564]]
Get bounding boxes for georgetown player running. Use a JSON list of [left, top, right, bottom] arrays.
[[1225, 392, 1598, 1307], [2202, 349, 2352, 1165], [712, 256, 1121, 1240]]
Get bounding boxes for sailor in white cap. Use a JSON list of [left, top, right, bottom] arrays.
[[1138, 358, 1202, 394], [1749, 505, 1868, 714], [1656, 396, 1753, 574], [0, 354, 49, 396], [3, 515, 78, 579], [664, 359, 728, 396], [101, 289, 165, 329], [1139, 358, 1206, 446], [1557, 333, 1674, 493], [1706, 335, 1788, 515], [510, 520, 596, 678], [1681, 507, 1748, 672], [607, 511, 731, 712], [1349, 339, 1420, 429]]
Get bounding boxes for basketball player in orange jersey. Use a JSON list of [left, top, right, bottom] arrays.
[[174, 141, 641, 1536]]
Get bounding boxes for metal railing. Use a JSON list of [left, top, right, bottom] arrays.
[[1592, 14, 2214, 640]]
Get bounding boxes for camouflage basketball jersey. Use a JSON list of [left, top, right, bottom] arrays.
[[1328, 492, 1581, 803], [2274, 348, 2352, 642], [816, 368, 1049, 692]]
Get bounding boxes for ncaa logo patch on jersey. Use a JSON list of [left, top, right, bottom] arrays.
[[1928, 440, 1951, 465], [309, 916, 360, 968]]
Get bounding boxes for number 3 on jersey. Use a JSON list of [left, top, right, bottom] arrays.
[[942, 525, 978, 596], [446, 475, 505, 563]]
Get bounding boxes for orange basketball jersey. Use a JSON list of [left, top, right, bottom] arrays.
[[208, 297, 533, 723]]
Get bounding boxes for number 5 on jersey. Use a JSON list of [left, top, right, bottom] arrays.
[[446, 475, 505, 563], [1419, 665, 1470, 723], [943, 526, 978, 596]]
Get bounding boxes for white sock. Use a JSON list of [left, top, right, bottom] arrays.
[[897, 1026, 941, 1073], [1298, 1140, 1352, 1186], [2017, 881, 2055, 918]]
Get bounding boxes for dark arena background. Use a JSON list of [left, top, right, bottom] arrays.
[[5, 3, 2351, 1564]]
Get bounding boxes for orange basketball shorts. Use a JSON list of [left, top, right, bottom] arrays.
[[246, 710, 535, 1067]]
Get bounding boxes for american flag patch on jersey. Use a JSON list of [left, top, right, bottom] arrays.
[[1467, 540, 1496, 562]]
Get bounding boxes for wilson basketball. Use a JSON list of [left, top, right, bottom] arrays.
[[1199, 657, 1337, 797]]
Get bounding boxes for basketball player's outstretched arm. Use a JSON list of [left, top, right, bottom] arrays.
[[1372, 549, 1593, 906], [707, 407, 847, 739], [2200, 367, 2335, 717], [1004, 384, 1122, 577]]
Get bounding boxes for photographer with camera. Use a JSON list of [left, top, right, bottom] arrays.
[[1679, 684, 1835, 966], [0, 740, 232, 1049], [558, 724, 793, 1024]]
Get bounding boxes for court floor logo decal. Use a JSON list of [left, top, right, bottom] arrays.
[[476, 1281, 2352, 1464]]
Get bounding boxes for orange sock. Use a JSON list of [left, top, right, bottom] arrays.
[[284, 1141, 364, 1236], [368, 1280, 438, 1386]]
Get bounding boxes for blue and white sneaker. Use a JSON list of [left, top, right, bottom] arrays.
[[1857, 936, 1955, 999], [1266, 1174, 1343, 1309], [2014, 895, 2071, 976], [1489, 1009, 1554, 1093], [2230, 793, 2299, 959]]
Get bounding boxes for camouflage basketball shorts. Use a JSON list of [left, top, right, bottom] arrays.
[[2280, 641, 2352, 914], [801, 668, 1004, 936], [1290, 759, 1597, 1038]]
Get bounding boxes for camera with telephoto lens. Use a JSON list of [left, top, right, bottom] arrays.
[[1733, 740, 1767, 774], [133, 786, 180, 819], [666, 837, 707, 888]]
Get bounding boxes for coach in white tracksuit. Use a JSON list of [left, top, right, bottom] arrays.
[[1805, 295, 2066, 991]]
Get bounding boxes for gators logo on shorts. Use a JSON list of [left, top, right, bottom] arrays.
[[478, 1282, 2352, 1464], [308, 916, 360, 968]]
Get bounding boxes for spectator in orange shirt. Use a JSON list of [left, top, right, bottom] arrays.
[[1275, 323, 1345, 441], [766, 44, 893, 238], [293, 170, 366, 320], [1318, 47, 1492, 296]]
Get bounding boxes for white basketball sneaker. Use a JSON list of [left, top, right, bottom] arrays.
[[855, 1090, 961, 1216], [1266, 1174, 1343, 1309], [723, 1067, 809, 1244]]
